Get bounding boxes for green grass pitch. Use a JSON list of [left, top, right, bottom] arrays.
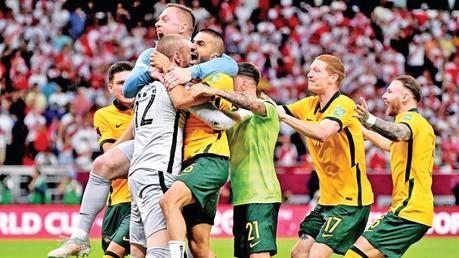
[[1, 237, 457, 258]]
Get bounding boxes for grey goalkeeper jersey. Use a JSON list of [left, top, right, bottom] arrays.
[[129, 81, 184, 177]]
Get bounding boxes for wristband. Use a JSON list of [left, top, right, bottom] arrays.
[[366, 114, 376, 126]]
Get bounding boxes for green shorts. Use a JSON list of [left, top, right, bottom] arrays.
[[101, 203, 131, 252], [362, 212, 429, 258], [179, 155, 229, 226], [233, 203, 280, 258], [299, 204, 371, 255]]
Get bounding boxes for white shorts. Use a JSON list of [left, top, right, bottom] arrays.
[[129, 198, 146, 247], [115, 140, 134, 161], [128, 169, 176, 240]]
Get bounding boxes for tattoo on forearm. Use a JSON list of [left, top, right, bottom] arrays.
[[215, 90, 266, 115], [371, 118, 411, 141]]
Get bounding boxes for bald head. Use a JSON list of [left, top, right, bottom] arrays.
[[156, 34, 191, 68]]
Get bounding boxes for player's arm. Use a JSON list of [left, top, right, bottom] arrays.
[[189, 102, 242, 130], [361, 125, 392, 151], [160, 54, 238, 89], [354, 97, 411, 142], [280, 113, 341, 142], [190, 84, 267, 116], [122, 49, 155, 98], [168, 83, 211, 109], [190, 53, 238, 78]]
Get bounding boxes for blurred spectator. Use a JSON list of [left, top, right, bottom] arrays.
[[4, 93, 28, 165], [57, 131, 76, 166], [191, 0, 210, 24], [58, 172, 82, 204], [0, 100, 14, 165], [275, 134, 298, 166], [27, 169, 50, 204], [0, 0, 458, 172], [34, 145, 58, 166], [24, 105, 46, 155], [69, 7, 86, 39], [71, 112, 98, 171]]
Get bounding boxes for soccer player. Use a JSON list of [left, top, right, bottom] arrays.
[[278, 54, 374, 258], [127, 34, 196, 258], [191, 62, 282, 258], [122, 3, 237, 98], [345, 75, 435, 258], [158, 29, 234, 258], [48, 61, 135, 258], [48, 4, 237, 257]]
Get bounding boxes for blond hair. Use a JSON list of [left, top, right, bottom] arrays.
[[315, 54, 345, 86]]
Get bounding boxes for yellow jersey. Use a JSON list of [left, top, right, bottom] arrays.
[[93, 102, 133, 206], [183, 73, 233, 162], [389, 109, 435, 226], [285, 91, 374, 206]]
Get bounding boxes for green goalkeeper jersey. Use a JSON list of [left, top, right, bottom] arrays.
[[227, 101, 282, 205]]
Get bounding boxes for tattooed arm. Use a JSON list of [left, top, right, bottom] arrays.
[[369, 118, 411, 142], [190, 84, 267, 116], [354, 97, 412, 142]]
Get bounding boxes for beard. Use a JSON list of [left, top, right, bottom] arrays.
[[385, 102, 401, 117]]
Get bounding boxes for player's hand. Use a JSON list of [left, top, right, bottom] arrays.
[[276, 106, 287, 121], [164, 66, 192, 90], [148, 66, 164, 83], [260, 93, 286, 120], [190, 84, 217, 98], [353, 97, 371, 124], [150, 51, 170, 73], [260, 92, 277, 106]]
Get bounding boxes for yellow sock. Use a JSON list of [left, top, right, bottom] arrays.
[[344, 247, 367, 258], [103, 252, 120, 258]]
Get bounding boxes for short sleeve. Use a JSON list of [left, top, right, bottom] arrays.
[[93, 111, 116, 147], [284, 98, 310, 120], [397, 113, 417, 140]]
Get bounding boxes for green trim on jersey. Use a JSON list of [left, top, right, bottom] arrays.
[[227, 102, 282, 205]]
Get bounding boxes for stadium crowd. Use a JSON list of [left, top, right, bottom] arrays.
[[0, 0, 458, 173]]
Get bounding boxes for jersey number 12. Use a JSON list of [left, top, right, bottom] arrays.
[[135, 87, 156, 128]]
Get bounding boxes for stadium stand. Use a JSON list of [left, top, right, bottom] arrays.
[[0, 0, 458, 204]]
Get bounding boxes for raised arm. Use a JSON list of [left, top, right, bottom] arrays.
[[122, 48, 155, 98], [190, 54, 238, 79], [160, 54, 238, 89], [354, 97, 411, 142]]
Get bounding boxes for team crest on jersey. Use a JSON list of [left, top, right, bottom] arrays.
[[401, 114, 413, 121], [332, 106, 345, 117], [207, 74, 221, 83]]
